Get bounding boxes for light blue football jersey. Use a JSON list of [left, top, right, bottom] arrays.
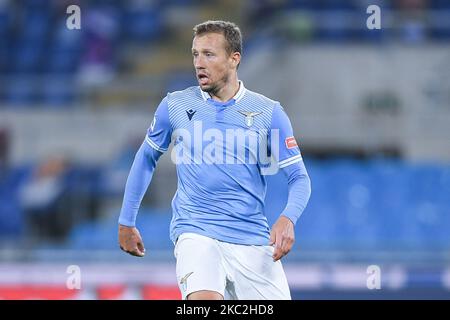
[[146, 82, 303, 245]]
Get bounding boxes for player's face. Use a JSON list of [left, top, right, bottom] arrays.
[[192, 33, 239, 95]]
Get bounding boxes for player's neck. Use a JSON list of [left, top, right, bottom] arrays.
[[210, 77, 240, 102]]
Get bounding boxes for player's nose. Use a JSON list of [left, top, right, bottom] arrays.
[[194, 62, 204, 71], [194, 56, 206, 69]]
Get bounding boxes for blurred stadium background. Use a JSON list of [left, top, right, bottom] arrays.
[[0, 0, 450, 299]]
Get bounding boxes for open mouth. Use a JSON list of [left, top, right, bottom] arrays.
[[197, 73, 209, 85]]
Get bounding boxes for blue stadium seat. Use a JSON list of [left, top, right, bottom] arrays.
[[124, 9, 163, 42], [21, 11, 51, 40], [319, 0, 358, 11], [5, 77, 39, 105], [165, 72, 198, 93], [285, 0, 321, 10], [12, 41, 44, 74], [0, 166, 30, 239], [160, 0, 194, 6], [0, 8, 11, 38], [430, 0, 450, 9], [47, 50, 81, 74], [67, 209, 172, 250], [0, 40, 8, 74], [0, 196, 23, 239], [315, 11, 353, 42], [46, 21, 84, 74], [429, 10, 450, 40], [54, 159, 450, 252], [25, 0, 51, 9], [40, 77, 76, 106]]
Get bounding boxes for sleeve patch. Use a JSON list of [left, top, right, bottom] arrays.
[[285, 136, 298, 149]]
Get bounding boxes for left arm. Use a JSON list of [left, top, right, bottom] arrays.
[[270, 161, 311, 261], [268, 103, 312, 261]]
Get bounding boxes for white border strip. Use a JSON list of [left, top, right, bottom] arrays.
[[279, 154, 302, 168], [145, 136, 167, 153]]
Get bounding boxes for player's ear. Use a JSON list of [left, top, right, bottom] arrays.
[[231, 52, 241, 69]]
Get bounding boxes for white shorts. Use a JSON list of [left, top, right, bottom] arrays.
[[174, 232, 291, 300]]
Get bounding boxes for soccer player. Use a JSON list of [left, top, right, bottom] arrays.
[[118, 20, 311, 300]]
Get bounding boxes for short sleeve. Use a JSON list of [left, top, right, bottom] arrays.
[[145, 96, 172, 153], [269, 103, 302, 169]]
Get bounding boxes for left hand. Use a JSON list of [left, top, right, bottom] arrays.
[[269, 216, 295, 262], [118, 224, 146, 257]]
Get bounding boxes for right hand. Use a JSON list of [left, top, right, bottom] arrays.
[[118, 224, 146, 257]]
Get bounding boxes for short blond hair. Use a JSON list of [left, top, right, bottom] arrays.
[[193, 20, 242, 56]]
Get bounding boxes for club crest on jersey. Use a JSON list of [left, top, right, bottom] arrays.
[[238, 111, 262, 127]]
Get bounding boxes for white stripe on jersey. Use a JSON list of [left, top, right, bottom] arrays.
[[145, 136, 167, 152], [279, 154, 302, 168]]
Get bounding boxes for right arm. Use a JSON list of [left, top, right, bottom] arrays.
[[118, 142, 163, 227], [118, 97, 172, 257]]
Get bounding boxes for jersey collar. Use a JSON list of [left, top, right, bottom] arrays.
[[200, 80, 246, 104]]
